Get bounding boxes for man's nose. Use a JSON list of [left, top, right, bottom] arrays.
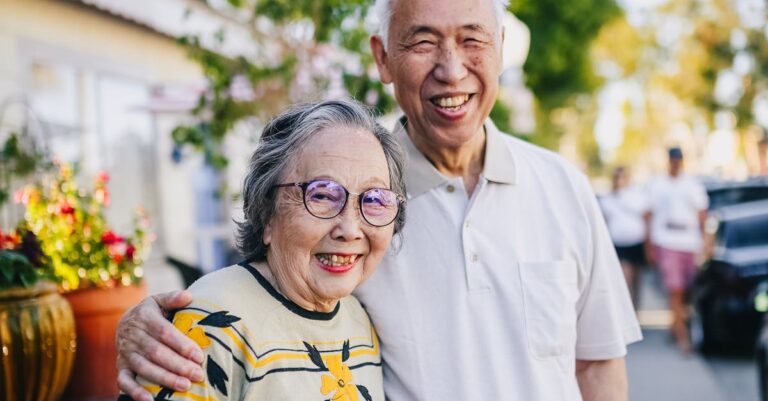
[[432, 45, 468, 84]]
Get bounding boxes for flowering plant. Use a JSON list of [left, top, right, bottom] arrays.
[[16, 163, 151, 291], [0, 228, 50, 289]]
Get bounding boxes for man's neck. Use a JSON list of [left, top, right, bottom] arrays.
[[407, 126, 486, 195]]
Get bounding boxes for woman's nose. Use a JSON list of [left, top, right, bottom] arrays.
[[330, 199, 364, 241]]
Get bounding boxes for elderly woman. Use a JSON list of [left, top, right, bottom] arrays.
[[133, 99, 405, 400]]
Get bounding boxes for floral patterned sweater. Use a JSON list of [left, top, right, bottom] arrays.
[[137, 261, 383, 401]]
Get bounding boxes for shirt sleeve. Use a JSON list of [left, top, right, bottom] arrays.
[[573, 173, 643, 360], [137, 308, 244, 401], [690, 179, 709, 210]]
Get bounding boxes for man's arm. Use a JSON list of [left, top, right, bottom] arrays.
[[576, 358, 628, 401], [116, 290, 205, 401]]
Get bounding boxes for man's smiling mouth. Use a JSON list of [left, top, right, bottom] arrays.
[[430, 94, 472, 111]]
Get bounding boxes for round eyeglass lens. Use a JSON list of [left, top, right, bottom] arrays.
[[361, 188, 399, 226], [304, 180, 346, 218]]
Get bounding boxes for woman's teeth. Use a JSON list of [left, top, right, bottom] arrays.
[[317, 254, 358, 266], [433, 94, 470, 109]]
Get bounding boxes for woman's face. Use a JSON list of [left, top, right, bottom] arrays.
[[263, 126, 395, 308]]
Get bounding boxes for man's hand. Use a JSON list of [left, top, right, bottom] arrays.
[[576, 358, 628, 401], [116, 290, 204, 401]]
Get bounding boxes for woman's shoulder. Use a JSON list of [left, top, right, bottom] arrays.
[[339, 295, 375, 328], [184, 264, 276, 322]]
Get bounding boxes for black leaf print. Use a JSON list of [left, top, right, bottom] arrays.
[[198, 311, 241, 327], [207, 355, 229, 396], [357, 384, 373, 401], [154, 387, 175, 401], [342, 339, 350, 362], [303, 341, 326, 370]]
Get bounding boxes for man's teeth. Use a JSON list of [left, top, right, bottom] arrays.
[[317, 254, 358, 266], [434, 94, 470, 108]]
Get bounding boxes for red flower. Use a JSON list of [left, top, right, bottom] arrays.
[[0, 231, 20, 250], [60, 202, 75, 215], [126, 244, 136, 262], [101, 230, 124, 245]]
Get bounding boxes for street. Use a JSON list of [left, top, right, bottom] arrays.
[[627, 269, 760, 401]]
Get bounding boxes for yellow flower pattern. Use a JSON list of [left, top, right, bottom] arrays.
[[174, 316, 211, 349], [320, 355, 359, 401]]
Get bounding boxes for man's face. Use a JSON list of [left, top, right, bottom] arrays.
[[371, 0, 504, 149]]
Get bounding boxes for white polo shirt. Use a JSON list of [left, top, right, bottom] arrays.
[[354, 118, 642, 401]]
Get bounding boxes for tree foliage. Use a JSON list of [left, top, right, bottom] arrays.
[[510, 0, 622, 151], [173, 0, 389, 169]]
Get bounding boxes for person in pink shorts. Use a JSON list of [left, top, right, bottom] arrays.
[[647, 147, 708, 352]]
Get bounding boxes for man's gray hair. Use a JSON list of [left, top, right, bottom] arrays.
[[237, 99, 407, 262], [371, 0, 510, 49]]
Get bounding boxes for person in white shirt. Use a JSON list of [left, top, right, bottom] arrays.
[[114, 1, 641, 400], [647, 147, 708, 352], [600, 166, 649, 307]]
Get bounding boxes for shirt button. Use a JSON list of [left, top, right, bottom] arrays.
[[465, 220, 471, 228], [446, 184, 455, 193], [471, 254, 479, 262]]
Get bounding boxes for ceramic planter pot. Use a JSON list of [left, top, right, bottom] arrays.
[[0, 281, 76, 401], [60, 283, 146, 401]]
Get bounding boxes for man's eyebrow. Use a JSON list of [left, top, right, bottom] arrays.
[[402, 25, 441, 39], [461, 24, 494, 35]]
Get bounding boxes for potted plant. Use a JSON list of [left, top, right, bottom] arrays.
[[0, 228, 76, 401], [16, 163, 152, 400]]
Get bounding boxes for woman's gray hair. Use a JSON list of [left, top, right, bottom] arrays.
[[371, 0, 510, 49], [237, 99, 406, 262]]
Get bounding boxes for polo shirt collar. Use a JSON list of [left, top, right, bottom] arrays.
[[394, 116, 517, 198]]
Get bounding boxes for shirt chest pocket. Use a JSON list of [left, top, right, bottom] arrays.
[[518, 260, 579, 358]]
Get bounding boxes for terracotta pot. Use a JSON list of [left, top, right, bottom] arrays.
[[61, 283, 146, 401], [0, 281, 76, 401]]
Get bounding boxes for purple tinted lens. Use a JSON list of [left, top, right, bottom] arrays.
[[305, 180, 346, 218], [361, 188, 398, 225]]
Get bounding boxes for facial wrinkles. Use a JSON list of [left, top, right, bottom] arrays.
[[267, 196, 335, 310]]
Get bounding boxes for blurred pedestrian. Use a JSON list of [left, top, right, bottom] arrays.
[[600, 166, 649, 308], [647, 147, 709, 352]]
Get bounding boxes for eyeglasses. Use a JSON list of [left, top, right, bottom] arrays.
[[272, 179, 404, 227]]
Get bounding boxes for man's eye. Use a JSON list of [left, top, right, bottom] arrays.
[[409, 40, 435, 49]]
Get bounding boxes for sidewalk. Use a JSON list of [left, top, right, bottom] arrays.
[[626, 268, 756, 401]]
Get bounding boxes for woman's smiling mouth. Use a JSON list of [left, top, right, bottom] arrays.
[[315, 253, 361, 273]]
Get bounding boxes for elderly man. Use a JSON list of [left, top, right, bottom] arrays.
[[116, 0, 641, 400]]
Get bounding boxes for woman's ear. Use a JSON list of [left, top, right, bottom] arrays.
[[263, 221, 273, 247]]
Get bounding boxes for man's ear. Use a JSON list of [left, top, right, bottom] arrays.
[[370, 35, 393, 84]]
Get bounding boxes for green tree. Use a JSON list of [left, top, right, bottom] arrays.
[[510, 0, 622, 152], [173, 0, 391, 169]]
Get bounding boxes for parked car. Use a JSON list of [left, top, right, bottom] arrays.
[[688, 199, 768, 353], [705, 176, 768, 210], [755, 282, 768, 401]]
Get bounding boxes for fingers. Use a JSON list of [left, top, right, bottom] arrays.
[[153, 290, 193, 312], [116, 291, 204, 393], [127, 351, 195, 391], [144, 305, 204, 364], [129, 325, 204, 382], [117, 368, 154, 401]]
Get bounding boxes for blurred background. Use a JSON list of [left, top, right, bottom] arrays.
[[0, 0, 767, 400]]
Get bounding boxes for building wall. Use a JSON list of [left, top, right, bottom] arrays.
[[0, 0, 210, 268]]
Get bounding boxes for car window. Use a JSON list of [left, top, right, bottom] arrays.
[[723, 215, 768, 248], [709, 187, 768, 210]]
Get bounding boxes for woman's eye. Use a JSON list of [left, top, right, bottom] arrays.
[[310, 192, 337, 202]]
